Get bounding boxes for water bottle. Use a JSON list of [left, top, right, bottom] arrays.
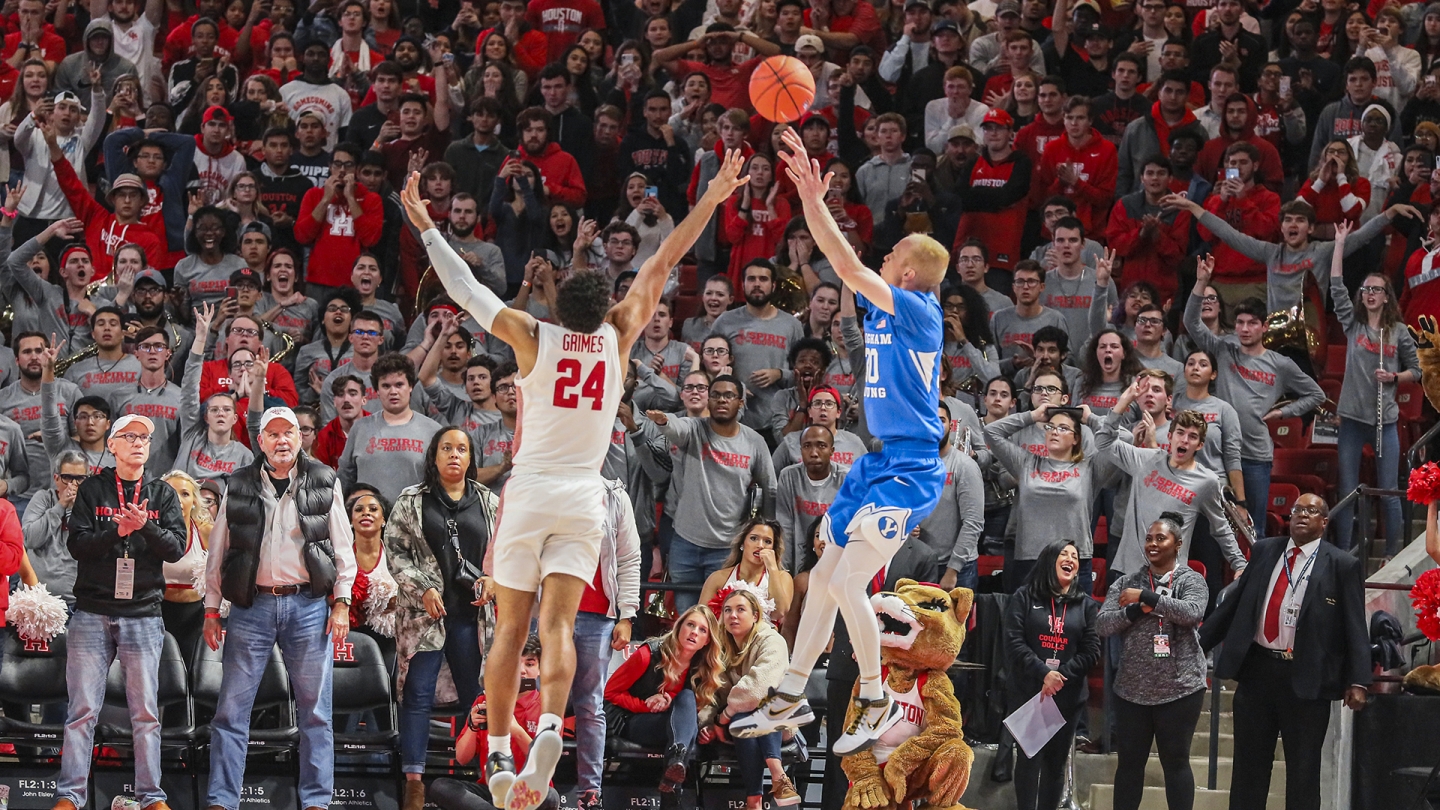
[[111, 797, 141, 810]]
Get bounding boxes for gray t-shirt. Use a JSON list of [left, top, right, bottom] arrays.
[[659, 415, 776, 549], [174, 349, 253, 485], [258, 294, 321, 347], [339, 410, 444, 503], [62, 353, 143, 408], [681, 315, 717, 350], [174, 253, 248, 308], [1183, 292, 1326, 459], [775, 462, 846, 574], [473, 418, 516, 491], [0, 378, 80, 493], [357, 298, 406, 347], [114, 381, 184, 477], [990, 305, 1070, 367], [1043, 265, 1115, 350], [22, 488, 74, 606], [1170, 392, 1244, 477], [986, 411, 1111, 560], [427, 381, 502, 436], [710, 306, 805, 435], [771, 427, 869, 471], [294, 337, 354, 408], [917, 447, 985, 571], [1136, 349, 1183, 379], [1330, 275, 1420, 425], [630, 339, 692, 413], [319, 359, 431, 424]]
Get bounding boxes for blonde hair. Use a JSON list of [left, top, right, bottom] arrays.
[[899, 234, 950, 288], [162, 470, 213, 537], [720, 589, 768, 663], [656, 605, 726, 708]]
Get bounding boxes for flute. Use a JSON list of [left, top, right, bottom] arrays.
[[1377, 327, 1386, 460]]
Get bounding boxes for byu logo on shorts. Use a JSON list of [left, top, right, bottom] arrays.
[[878, 516, 901, 540]]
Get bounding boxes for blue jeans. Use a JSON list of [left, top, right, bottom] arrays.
[[570, 612, 614, 792], [625, 688, 699, 754], [732, 732, 782, 797], [669, 535, 730, 611], [951, 559, 979, 591], [1241, 458, 1272, 526], [1335, 417, 1403, 554], [208, 593, 334, 810], [400, 616, 482, 773], [57, 611, 165, 808]]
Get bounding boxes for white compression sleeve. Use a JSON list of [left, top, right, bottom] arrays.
[[420, 227, 506, 331]]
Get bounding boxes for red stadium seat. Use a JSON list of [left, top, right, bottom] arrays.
[[1273, 448, 1339, 497], [1187, 560, 1207, 579], [978, 556, 1004, 578], [1398, 382, 1425, 423], [671, 295, 700, 338], [678, 262, 698, 295], [1090, 557, 1107, 598], [1324, 345, 1347, 380], [1320, 378, 1342, 407], [1268, 483, 1301, 519], [1269, 417, 1306, 449]]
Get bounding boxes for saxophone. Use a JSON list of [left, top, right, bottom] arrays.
[[53, 343, 98, 376]]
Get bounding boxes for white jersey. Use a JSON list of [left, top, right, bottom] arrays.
[[872, 668, 927, 765], [513, 321, 624, 476]]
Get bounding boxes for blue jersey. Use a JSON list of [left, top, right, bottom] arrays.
[[859, 286, 944, 447]]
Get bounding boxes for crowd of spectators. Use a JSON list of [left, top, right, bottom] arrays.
[[0, 0, 1428, 807]]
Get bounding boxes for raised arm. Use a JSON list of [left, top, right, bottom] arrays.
[[777, 129, 895, 313], [403, 171, 541, 369], [611, 149, 747, 345]]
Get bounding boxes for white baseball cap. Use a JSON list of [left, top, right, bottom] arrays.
[[109, 414, 154, 436], [259, 406, 298, 432]]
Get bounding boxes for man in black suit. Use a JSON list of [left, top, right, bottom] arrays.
[[820, 533, 939, 809], [1199, 492, 1371, 810]]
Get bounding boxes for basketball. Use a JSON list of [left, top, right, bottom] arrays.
[[749, 55, 816, 123]]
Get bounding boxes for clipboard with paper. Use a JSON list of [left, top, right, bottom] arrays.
[[1003, 690, 1068, 758]]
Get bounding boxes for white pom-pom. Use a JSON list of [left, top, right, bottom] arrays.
[[364, 577, 398, 637], [8, 584, 68, 643]]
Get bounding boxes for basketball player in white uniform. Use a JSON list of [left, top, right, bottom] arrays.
[[401, 154, 748, 810]]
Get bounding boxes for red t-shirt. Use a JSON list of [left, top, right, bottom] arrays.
[[524, 0, 605, 64], [577, 567, 611, 616], [674, 58, 763, 113], [469, 690, 542, 769], [801, 2, 885, 60]]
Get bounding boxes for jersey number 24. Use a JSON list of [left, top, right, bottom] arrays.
[[553, 359, 607, 410]]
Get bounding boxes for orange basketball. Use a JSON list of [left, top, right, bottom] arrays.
[[749, 55, 816, 123]]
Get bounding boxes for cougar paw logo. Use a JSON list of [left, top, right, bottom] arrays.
[[506, 782, 543, 810]]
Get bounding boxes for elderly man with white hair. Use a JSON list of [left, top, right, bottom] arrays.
[[202, 389, 357, 810], [56, 412, 186, 810]]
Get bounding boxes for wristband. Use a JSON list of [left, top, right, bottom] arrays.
[[0, 208, 15, 218], [204, 610, 221, 618]]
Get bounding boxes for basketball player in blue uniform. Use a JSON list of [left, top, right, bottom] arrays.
[[729, 129, 949, 755]]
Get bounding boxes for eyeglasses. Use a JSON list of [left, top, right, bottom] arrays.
[[1291, 505, 1325, 517], [112, 432, 151, 444], [681, 383, 709, 393], [229, 327, 260, 338], [332, 159, 357, 169], [702, 347, 729, 356], [1031, 384, 1062, 396], [1136, 316, 1165, 327], [56, 473, 86, 484], [1359, 285, 1386, 294], [810, 400, 838, 410], [74, 412, 108, 423], [709, 391, 740, 401], [326, 304, 352, 314], [1012, 278, 1041, 287], [1200, 294, 1220, 303], [606, 238, 634, 247], [298, 426, 317, 434], [1042, 423, 1075, 435], [352, 329, 381, 338], [493, 382, 516, 394], [230, 360, 254, 370], [137, 342, 168, 353], [942, 301, 965, 311], [957, 255, 985, 264]]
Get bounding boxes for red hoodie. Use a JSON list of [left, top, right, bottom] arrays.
[[722, 191, 791, 286], [1297, 175, 1369, 229], [1193, 98, 1285, 193], [200, 360, 299, 447], [474, 26, 548, 78], [1014, 115, 1066, 165], [293, 182, 385, 287], [163, 16, 238, 68], [502, 142, 587, 208], [1200, 183, 1281, 284], [1037, 129, 1118, 233], [1403, 244, 1440, 328], [953, 148, 1033, 270], [53, 157, 168, 277], [1105, 192, 1192, 302]]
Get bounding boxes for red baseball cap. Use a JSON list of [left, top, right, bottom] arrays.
[[202, 105, 232, 125], [981, 108, 1014, 128]]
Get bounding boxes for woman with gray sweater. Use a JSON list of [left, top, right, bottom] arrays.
[[1329, 221, 1420, 555], [985, 403, 1112, 592], [1097, 512, 1208, 810]]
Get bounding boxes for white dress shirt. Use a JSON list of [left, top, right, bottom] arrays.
[[1253, 537, 1320, 652], [204, 468, 357, 609]]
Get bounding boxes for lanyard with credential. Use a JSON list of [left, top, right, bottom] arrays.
[[1044, 598, 1068, 669], [113, 474, 142, 599], [1281, 546, 1317, 625]]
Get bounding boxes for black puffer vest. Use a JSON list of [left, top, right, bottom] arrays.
[[220, 453, 339, 607]]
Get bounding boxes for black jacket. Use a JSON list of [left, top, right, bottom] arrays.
[[617, 127, 694, 219], [1200, 535, 1372, 701], [827, 536, 939, 684], [1003, 587, 1101, 714], [220, 454, 339, 608], [68, 469, 187, 618]]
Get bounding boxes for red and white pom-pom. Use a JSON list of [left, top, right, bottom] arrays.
[[190, 549, 209, 600], [364, 576, 398, 637], [1409, 462, 1440, 505], [705, 580, 776, 621], [8, 584, 67, 644], [1412, 569, 1440, 641]]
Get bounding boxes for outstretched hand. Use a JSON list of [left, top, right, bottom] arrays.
[[699, 148, 749, 206], [777, 128, 833, 201], [401, 171, 436, 231]]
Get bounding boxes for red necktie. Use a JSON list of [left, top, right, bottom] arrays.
[[1263, 548, 1302, 643], [871, 567, 887, 595]]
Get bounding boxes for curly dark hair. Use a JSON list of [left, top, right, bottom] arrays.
[[1079, 328, 1142, 400], [554, 271, 612, 334], [370, 352, 417, 390]]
